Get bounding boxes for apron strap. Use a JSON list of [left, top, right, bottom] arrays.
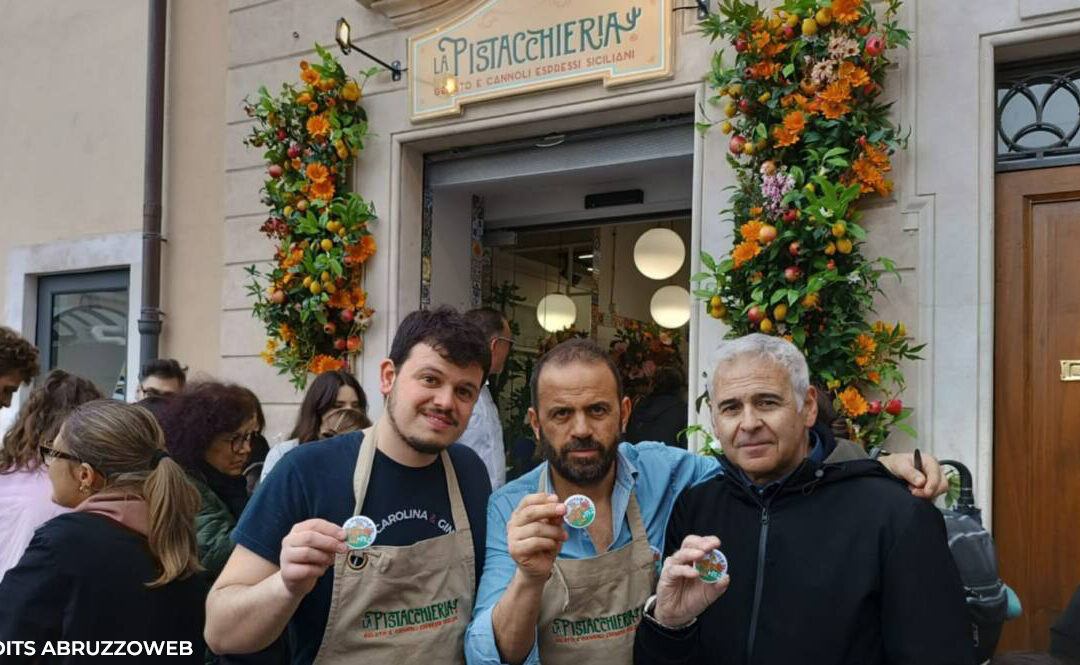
[[351, 422, 380, 514], [351, 418, 470, 532], [441, 449, 471, 531]]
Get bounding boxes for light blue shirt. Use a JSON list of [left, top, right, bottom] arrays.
[[464, 442, 721, 665]]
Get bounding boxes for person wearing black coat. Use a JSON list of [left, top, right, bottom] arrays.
[[635, 334, 973, 665], [0, 400, 208, 663], [625, 366, 689, 448]]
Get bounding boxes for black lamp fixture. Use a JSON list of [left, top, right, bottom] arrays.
[[335, 17, 406, 82]]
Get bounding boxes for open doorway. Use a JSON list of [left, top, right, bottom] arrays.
[[423, 115, 695, 478]]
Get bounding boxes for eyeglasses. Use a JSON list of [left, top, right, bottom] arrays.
[[494, 336, 515, 350], [39, 444, 86, 466], [227, 430, 257, 454]]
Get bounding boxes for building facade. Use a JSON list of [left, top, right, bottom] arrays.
[[2, 0, 1079, 651]]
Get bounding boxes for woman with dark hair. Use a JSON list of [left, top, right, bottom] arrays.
[[157, 382, 259, 580], [624, 366, 688, 448], [259, 369, 369, 481], [0, 369, 101, 581], [0, 400, 206, 662]]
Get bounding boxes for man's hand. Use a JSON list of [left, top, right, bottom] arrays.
[[880, 452, 948, 499], [506, 493, 568, 584], [279, 519, 346, 597], [654, 535, 730, 628]]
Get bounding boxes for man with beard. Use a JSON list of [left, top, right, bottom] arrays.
[[205, 307, 492, 665], [464, 339, 948, 665]]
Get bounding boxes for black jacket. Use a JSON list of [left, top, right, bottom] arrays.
[[635, 455, 975, 665], [626, 392, 689, 448], [0, 512, 208, 663]]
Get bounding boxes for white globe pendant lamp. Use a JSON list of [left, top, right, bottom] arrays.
[[650, 285, 691, 329], [536, 293, 576, 332], [634, 228, 685, 280]]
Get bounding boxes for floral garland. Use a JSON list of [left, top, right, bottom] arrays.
[[694, 0, 923, 448], [244, 46, 379, 389]]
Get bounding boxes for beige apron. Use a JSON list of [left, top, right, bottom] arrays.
[[536, 467, 657, 665], [311, 420, 475, 665]]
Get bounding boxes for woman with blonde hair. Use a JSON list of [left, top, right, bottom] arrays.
[[0, 369, 101, 582], [0, 399, 207, 661]]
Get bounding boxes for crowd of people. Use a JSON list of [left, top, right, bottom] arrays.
[[0, 312, 1076, 664]]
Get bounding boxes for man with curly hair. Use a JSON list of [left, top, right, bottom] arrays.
[[0, 326, 40, 410]]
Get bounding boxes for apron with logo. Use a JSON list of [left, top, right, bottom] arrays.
[[312, 420, 475, 665], [536, 467, 657, 665]]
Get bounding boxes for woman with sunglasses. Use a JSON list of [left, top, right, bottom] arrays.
[[0, 369, 101, 582], [0, 399, 206, 661], [157, 382, 259, 580]]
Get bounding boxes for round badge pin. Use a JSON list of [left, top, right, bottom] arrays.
[[343, 515, 377, 550], [695, 549, 729, 584], [563, 494, 596, 529]]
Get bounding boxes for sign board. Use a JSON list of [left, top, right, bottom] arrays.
[[408, 0, 675, 122]]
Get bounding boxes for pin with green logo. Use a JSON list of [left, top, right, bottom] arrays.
[[695, 549, 728, 584], [563, 494, 595, 529], [343, 515, 377, 550]]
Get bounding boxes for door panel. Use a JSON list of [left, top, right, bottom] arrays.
[[994, 164, 1080, 652]]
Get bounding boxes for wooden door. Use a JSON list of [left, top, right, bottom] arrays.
[[994, 164, 1080, 652]]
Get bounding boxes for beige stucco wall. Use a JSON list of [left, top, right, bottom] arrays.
[[161, 0, 227, 378], [0, 0, 148, 314], [0, 0, 227, 407]]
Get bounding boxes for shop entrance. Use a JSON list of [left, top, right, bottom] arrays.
[[423, 115, 695, 478]]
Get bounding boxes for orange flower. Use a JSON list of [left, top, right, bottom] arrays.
[[739, 220, 764, 243], [831, 0, 863, 25], [301, 67, 320, 85], [731, 240, 761, 268], [297, 92, 312, 105], [306, 162, 330, 183], [761, 41, 789, 59], [837, 62, 870, 88], [308, 102, 319, 113], [820, 98, 851, 120], [346, 235, 377, 264], [855, 333, 877, 355], [310, 179, 335, 201], [838, 386, 869, 417], [306, 113, 330, 139], [855, 355, 871, 367], [299, 60, 310, 70], [773, 110, 806, 147], [866, 370, 881, 384], [751, 61, 780, 79], [851, 142, 893, 196], [260, 338, 279, 365], [752, 31, 771, 51], [280, 247, 304, 270], [309, 354, 343, 374], [278, 323, 296, 345], [749, 206, 764, 217]]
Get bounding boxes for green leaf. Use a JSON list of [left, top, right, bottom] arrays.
[[751, 287, 765, 303], [782, 63, 795, 77], [847, 223, 868, 241], [771, 290, 787, 305], [895, 423, 918, 438], [700, 251, 718, 271]]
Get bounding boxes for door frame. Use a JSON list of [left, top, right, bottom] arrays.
[[381, 82, 711, 429], [981, 21, 1080, 528]]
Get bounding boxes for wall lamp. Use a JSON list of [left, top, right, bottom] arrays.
[[335, 18, 407, 82]]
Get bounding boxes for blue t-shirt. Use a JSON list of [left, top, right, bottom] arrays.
[[232, 431, 491, 665]]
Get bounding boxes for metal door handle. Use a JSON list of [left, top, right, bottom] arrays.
[[1061, 360, 1080, 381]]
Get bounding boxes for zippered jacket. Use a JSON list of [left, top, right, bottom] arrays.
[[634, 455, 976, 665]]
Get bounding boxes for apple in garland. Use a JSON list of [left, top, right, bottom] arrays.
[[758, 224, 778, 243], [729, 135, 747, 154], [268, 164, 283, 179], [885, 399, 903, 416], [340, 308, 355, 324], [788, 242, 800, 257], [868, 400, 882, 415], [784, 266, 802, 282], [865, 35, 885, 57], [747, 306, 765, 324], [333, 338, 347, 351], [735, 37, 748, 52]]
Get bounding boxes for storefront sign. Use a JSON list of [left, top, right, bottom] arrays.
[[408, 0, 674, 121]]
